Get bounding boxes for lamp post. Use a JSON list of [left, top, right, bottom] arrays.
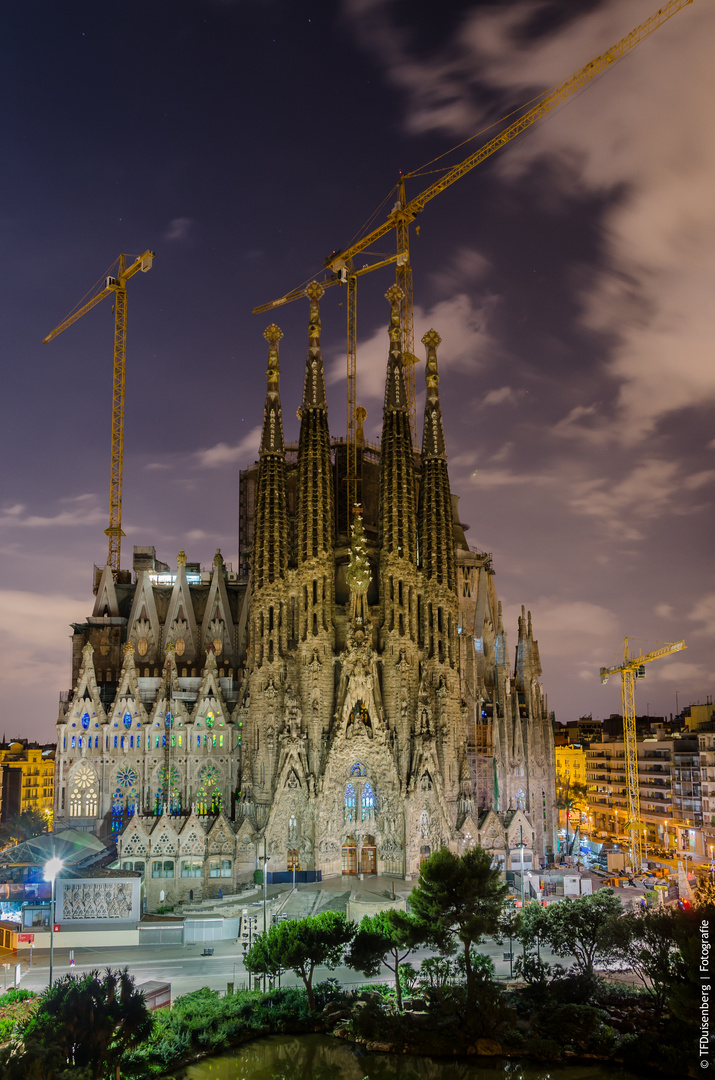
[[43, 857, 63, 988], [710, 845, 714, 873]]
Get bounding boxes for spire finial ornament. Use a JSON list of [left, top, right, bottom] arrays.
[[264, 323, 283, 385], [422, 328, 442, 390], [385, 284, 403, 344], [305, 281, 324, 337], [177, 549, 187, 567]]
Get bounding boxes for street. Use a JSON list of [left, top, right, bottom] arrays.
[[12, 934, 573, 999]]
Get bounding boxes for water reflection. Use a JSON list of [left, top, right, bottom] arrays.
[[179, 1034, 638, 1080]]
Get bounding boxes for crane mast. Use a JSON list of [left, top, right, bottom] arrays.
[[253, 0, 692, 511], [43, 250, 155, 576], [600, 638, 686, 873]]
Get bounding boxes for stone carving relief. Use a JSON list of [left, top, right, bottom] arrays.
[[62, 882, 134, 921]]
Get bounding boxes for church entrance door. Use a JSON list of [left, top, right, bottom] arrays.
[[360, 846, 376, 874], [341, 844, 357, 874]]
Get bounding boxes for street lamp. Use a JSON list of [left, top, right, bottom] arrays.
[[43, 857, 63, 988], [710, 845, 714, 873]]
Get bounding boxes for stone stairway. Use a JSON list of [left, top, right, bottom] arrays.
[[316, 890, 351, 915]]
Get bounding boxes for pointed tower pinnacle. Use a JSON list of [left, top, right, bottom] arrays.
[[418, 328, 455, 589], [297, 284, 334, 564], [383, 284, 409, 413], [260, 323, 285, 456], [251, 324, 289, 589], [421, 329, 447, 460], [379, 285, 416, 563], [302, 281, 327, 408]]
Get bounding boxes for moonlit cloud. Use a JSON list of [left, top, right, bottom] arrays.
[[689, 594, 715, 637], [194, 426, 263, 468], [327, 292, 498, 415], [344, 0, 715, 444], [0, 590, 89, 735], [164, 216, 194, 241], [481, 386, 524, 408], [0, 496, 105, 529]]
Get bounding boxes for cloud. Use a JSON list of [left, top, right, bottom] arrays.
[[655, 603, 674, 619], [430, 246, 491, 295], [344, 0, 715, 444], [689, 594, 715, 637], [566, 459, 715, 539], [481, 386, 524, 408], [0, 496, 105, 529], [0, 589, 89, 738], [327, 292, 497, 412], [194, 425, 262, 468], [164, 216, 193, 241]]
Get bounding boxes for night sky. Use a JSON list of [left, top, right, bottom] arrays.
[[2, 0, 713, 741]]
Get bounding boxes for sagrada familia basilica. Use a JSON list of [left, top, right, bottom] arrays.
[[53, 284, 556, 909]]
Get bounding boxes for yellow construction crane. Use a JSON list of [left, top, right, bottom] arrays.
[[43, 250, 155, 576], [254, 0, 692, 508], [600, 638, 686, 873]]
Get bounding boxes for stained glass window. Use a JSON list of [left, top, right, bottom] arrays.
[[206, 712, 214, 729], [350, 763, 366, 777], [69, 761, 98, 817], [196, 763, 221, 815], [361, 781, 374, 820], [117, 765, 138, 788], [344, 783, 356, 822], [81, 712, 90, 730], [123, 713, 132, 730]]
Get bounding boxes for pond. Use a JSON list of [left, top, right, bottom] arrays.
[[179, 1034, 641, 1080]]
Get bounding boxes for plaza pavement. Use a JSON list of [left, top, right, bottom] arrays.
[[8, 871, 644, 999]]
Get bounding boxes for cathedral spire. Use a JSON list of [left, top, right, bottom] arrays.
[[251, 325, 289, 590], [383, 284, 410, 414], [259, 323, 285, 456], [297, 284, 334, 564], [418, 329, 455, 590], [379, 285, 416, 564], [302, 281, 327, 409]]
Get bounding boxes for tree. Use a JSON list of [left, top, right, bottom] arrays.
[[345, 909, 424, 1010], [555, 778, 588, 857], [408, 845, 507, 1010], [542, 889, 622, 976], [514, 900, 551, 985], [610, 907, 682, 1016], [244, 910, 354, 1011], [20, 967, 152, 1079], [0, 809, 49, 849]]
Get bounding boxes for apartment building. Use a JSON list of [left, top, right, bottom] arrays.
[[555, 743, 587, 788], [585, 733, 702, 856], [0, 740, 55, 822]]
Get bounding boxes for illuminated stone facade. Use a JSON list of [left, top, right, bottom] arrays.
[[53, 287, 556, 909]]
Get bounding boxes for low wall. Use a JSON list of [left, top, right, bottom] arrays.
[[346, 893, 406, 924], [17, 927, 140, 950]]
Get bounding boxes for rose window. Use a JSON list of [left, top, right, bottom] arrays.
[[117, 765, 138, 789]]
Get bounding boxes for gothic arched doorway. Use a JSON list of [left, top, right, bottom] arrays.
[[361, 834, 377, 874], [420, 844, 431, 868], [342, 835, 357, 874]]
